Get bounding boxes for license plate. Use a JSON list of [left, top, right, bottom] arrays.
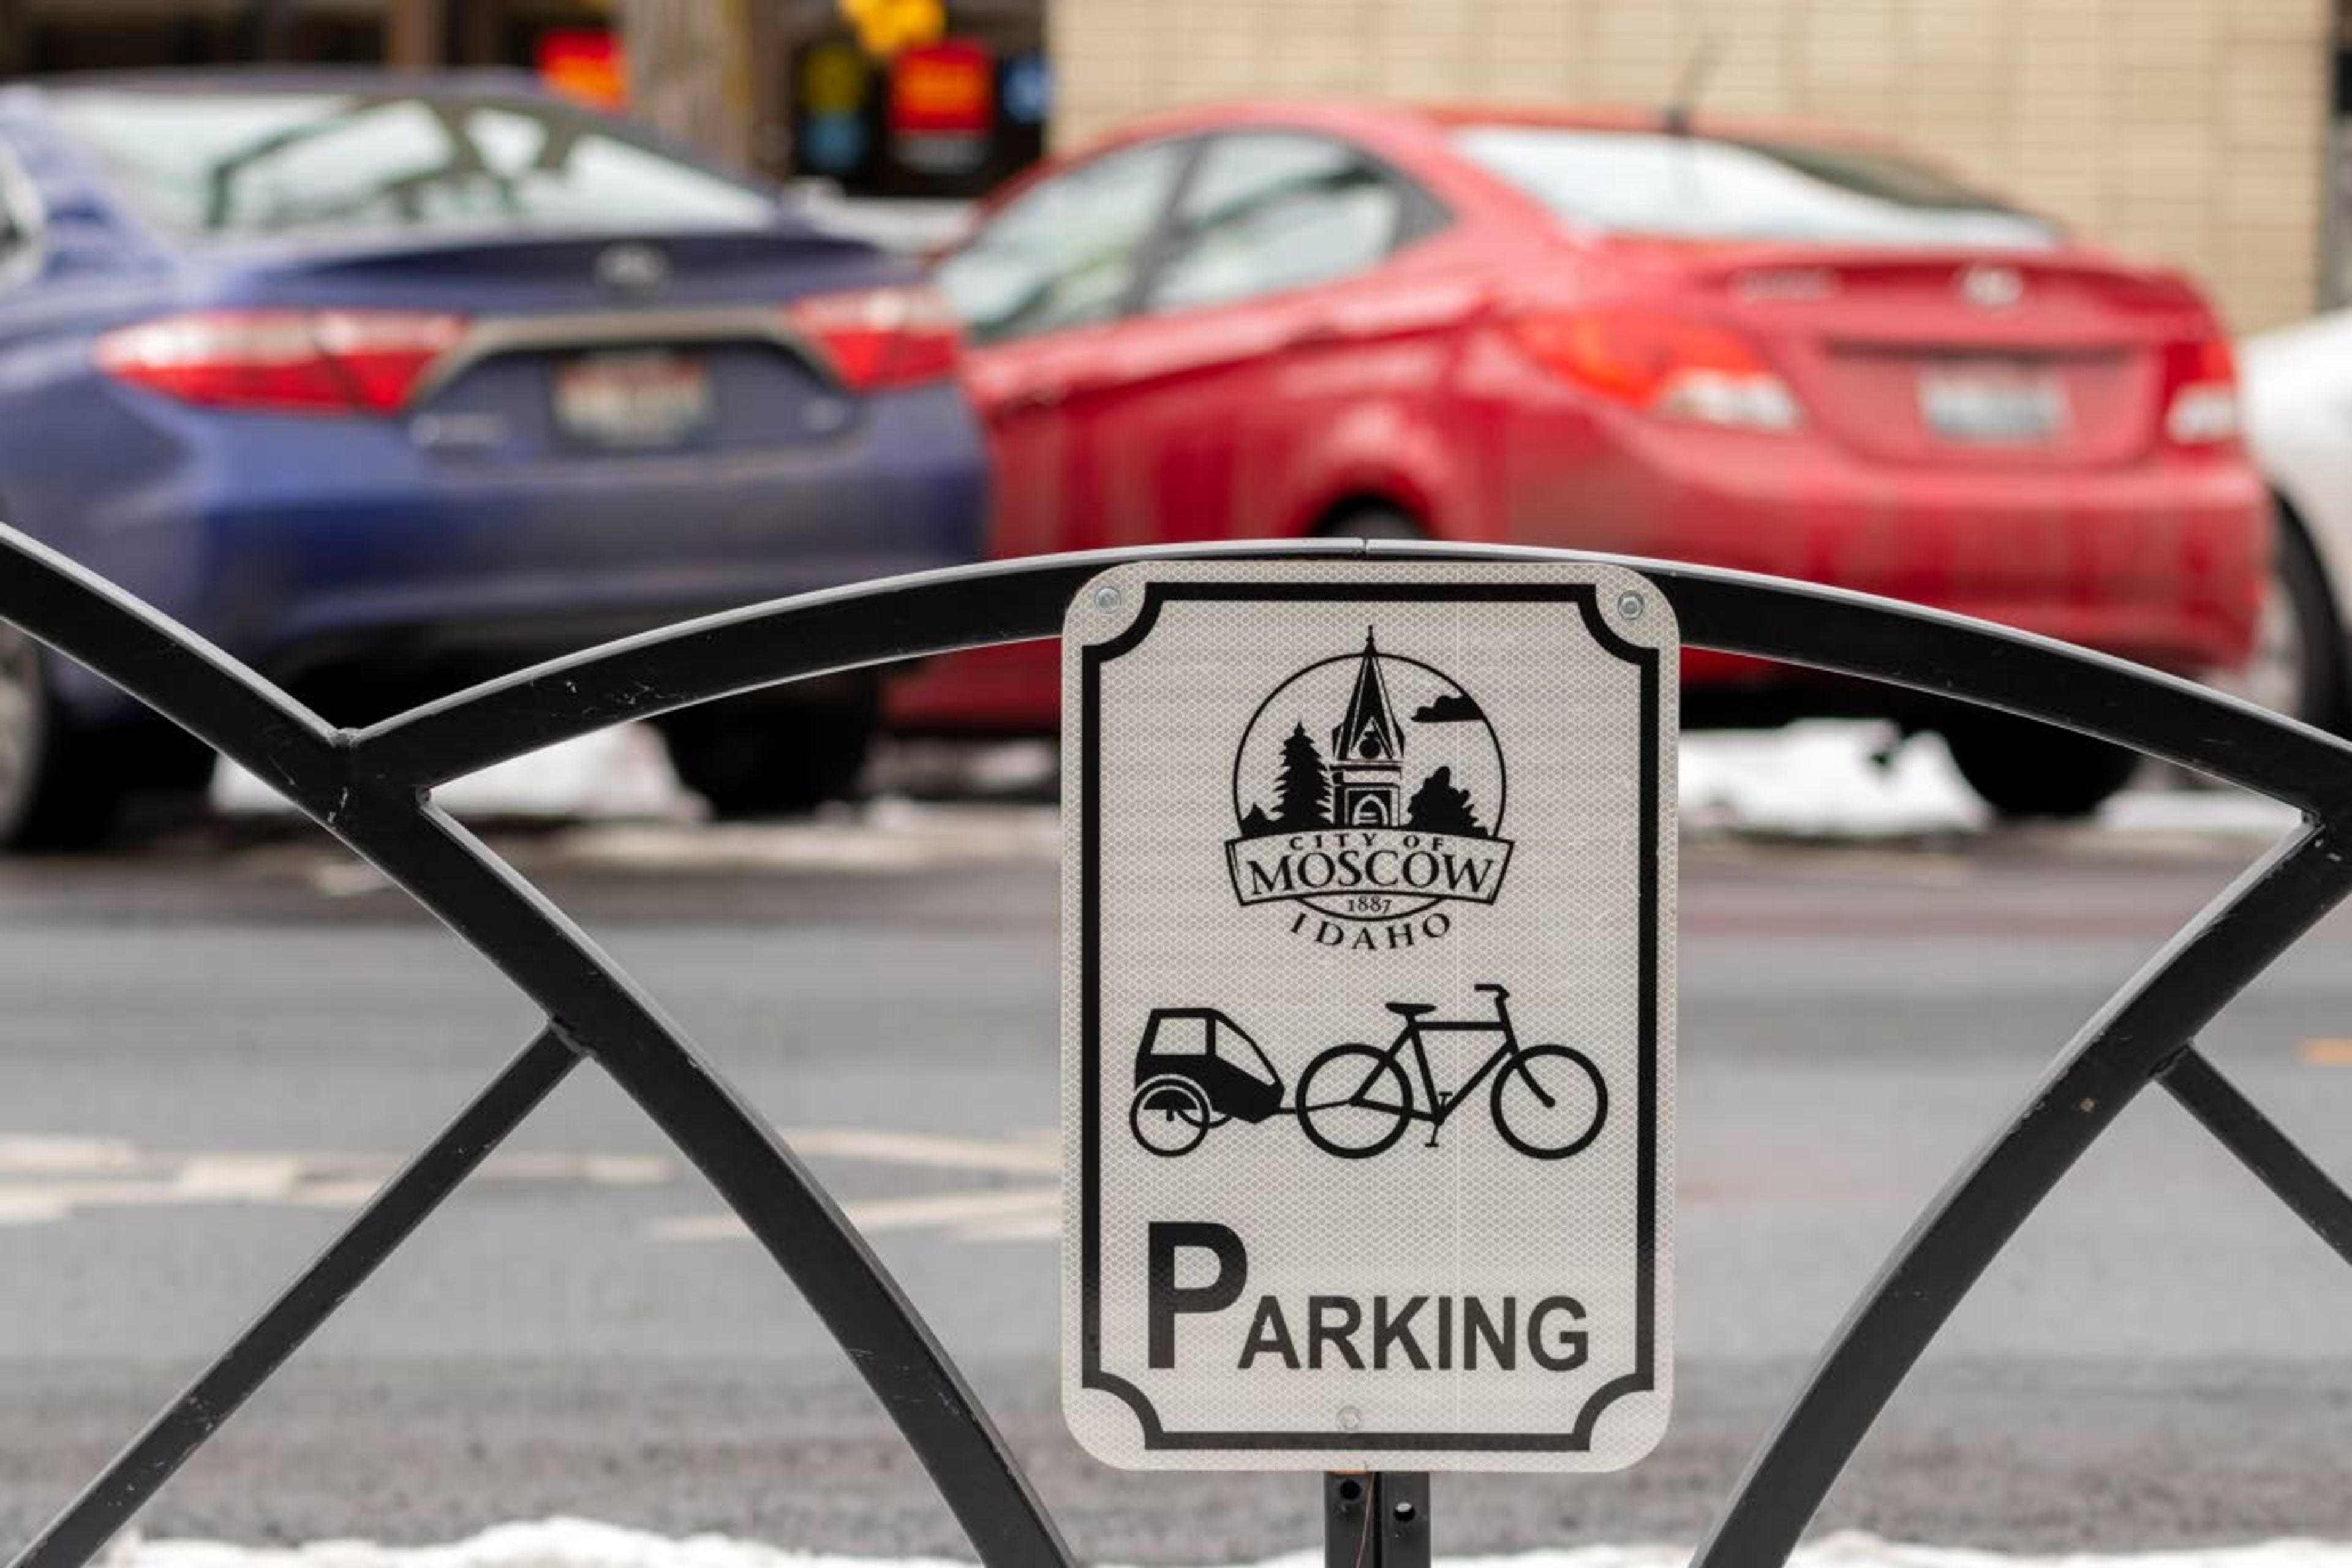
[[1918, 363, 2067, 445], [554, 350, 713, 448]]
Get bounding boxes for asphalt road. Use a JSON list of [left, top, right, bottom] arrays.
[[4, 805, 2352, 1562]]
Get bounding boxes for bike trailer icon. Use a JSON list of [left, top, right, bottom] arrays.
[[1127, 984, 1607, 1161], [1131, 1008, 1286, 1157]]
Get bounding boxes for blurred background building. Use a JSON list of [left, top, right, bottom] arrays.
[[0, 0, 2345, 330], [1050, 0, 2347, 335]]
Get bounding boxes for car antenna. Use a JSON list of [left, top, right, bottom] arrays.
[[1660, 37, 1721, 137]]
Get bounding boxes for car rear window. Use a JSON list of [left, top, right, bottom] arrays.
[[46, 89, 780, 243], [1450, 124, 2059, 249]]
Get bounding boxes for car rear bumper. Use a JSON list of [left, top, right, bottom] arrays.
[[52, 384, 987, 726], [1499, 414, 2270, 689]]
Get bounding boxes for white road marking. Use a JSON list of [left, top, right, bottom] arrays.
[[0, 1128, 1059, 1246], [649, 1128, 1060, 1245], [0, 1137, 682, 1228], [650, 1185, 1060, 1245], [783, 1128, 1057, 1176], [0, 1134, 140, 1172]]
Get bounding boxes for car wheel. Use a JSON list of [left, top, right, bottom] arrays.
[[2214, 509, 2341, 729], [659, 688, 880, 820], [0, 625, 126, 851], [1940, 712, 2143, 821]]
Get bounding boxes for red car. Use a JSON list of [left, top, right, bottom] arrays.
[[889, 99, 2266, 816]]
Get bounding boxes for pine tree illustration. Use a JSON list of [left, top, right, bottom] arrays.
[[1406, 765, 1483, 835], [1273, 722, 1330, 829], [1238, 803, 1275, 837]]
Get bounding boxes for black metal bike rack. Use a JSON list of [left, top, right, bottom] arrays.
[[4, 523, 2351, 1568]]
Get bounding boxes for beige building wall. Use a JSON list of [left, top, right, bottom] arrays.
[[1050, 0, 2333, 331]]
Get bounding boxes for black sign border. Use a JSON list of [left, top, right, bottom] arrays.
[[1078, 576, 1665, 1454]]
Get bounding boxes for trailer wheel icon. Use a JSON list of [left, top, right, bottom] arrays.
[[1127, 1008, 1284, 1156], [1129, 1076, 1213, 1156]]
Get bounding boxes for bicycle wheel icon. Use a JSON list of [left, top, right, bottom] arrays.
[[1296, 1045, 1414, 1158], [1493, 1045, 1608, 1159]]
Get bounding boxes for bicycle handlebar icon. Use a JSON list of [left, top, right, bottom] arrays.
[[1125, 986, 1607, 1162]]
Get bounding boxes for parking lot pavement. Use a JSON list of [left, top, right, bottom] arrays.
[[3, 763, 2351, 1561]]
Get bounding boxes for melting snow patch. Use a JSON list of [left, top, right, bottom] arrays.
[[215, 726, 691, 823], [213, 723, 2294, 847], [93, 1521, 2352, 1568], [1680, 724, 1985, 839]]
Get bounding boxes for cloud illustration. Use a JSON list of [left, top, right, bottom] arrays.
[[1411, 692, 1485, 724]]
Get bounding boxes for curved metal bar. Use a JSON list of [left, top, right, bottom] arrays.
[[2161, 1046, 2352, 1269], [1691, 821, 2352, 1568], [350, 540, 2352, 815], [0, 529, 344, 807], [10, 517, 2352, 1568], [352, 542, 1310, 790], [13, 1030, 580, 1568], [306, 797, 1079, 1568], [0, 524, 1077, 1568]]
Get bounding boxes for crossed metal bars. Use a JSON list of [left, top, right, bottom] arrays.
[[4, 521, 2351, 1568]]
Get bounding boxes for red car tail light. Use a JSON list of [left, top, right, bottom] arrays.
[[2159, 334, 2241, 449], [1512, 309, 1803, 432], [94, 309, 467, 415], [785, 283, 963, 391]]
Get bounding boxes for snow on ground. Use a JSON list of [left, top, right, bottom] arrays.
[[98, 1519, 2352, 1568], [1676, 725, 1988, 839], [211, 722, 2301, 847]]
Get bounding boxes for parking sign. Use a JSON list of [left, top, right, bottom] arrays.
[[1062, 560, 1677, 1472]]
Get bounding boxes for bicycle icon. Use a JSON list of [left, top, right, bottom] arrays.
[[1126, 985, 1607, 1161]]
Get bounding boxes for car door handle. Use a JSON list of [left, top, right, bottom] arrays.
[[1287, 320, 1348, 350]]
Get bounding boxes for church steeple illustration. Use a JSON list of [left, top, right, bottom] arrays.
[[1327, 628, 1405, 826]]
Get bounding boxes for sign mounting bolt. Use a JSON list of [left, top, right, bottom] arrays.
[[1616, 590, 1646, 621], [1336, 1404, 1364, 1433], [1095, 585, 1123, 612]]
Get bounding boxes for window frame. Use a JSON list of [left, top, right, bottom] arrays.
[[39, 88, 789, 249], [1127, 126, 1450, 319], [940, 132, 1208, 347]]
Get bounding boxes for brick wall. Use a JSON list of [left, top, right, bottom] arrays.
[[1049, 0, 2333, 330]]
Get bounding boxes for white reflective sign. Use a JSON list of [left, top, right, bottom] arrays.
[[1061, 560, 1677, 1472]]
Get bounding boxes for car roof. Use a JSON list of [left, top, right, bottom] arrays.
[[13, 66, 548, 99], [993, 94, 2038, 242], [1411, 100, 1912, 148], [1085, 95, 1912, 154]]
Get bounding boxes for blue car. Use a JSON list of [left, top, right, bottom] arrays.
[[0, 70, 989, 846]]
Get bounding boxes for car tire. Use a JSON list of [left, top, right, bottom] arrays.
[[1940, 712, 2143, 821], [659, 688, 880, 820], [2216, 506, 2342, 730], [0, 625, 127, 852]]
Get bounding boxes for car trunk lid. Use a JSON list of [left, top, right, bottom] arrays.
[[151, 230, 954, 453], [1649, 243, 2222, 468]]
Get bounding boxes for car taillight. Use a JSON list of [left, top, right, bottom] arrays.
[[94, 309, 467, 415], [1512, 309, 1803, 432], [2160, 334, 2241, 448], [785, 283, 962, 391]]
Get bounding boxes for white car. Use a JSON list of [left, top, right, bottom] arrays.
[[2240, 309, 2352, 729]]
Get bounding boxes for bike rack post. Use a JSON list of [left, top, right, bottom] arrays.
[[1325, 1471, 1430, 1567]]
